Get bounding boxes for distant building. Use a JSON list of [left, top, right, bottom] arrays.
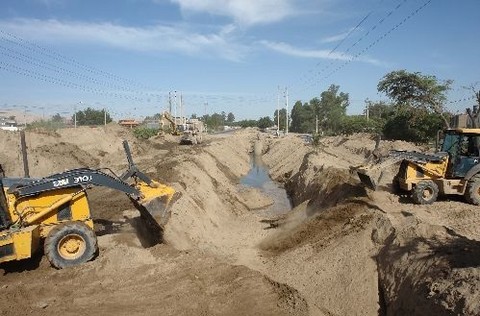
[[0, 117, 19, 131], [118, 119, 140, 128], [451, 112, 480, 128]]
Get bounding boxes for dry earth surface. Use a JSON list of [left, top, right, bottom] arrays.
[[1, 125, 480, 315]]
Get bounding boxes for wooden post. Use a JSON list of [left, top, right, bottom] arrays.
[[20, 130, 30, 178]]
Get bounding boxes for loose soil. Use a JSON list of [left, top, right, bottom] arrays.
[[1, 126, 479, 315]]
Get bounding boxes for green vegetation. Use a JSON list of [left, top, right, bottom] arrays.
[[283, 70, 459, 143], [26, 113, 67, 131], [133, 126, 159, 139], [73, 107, 112, 126], [377, 70, 452, 128]]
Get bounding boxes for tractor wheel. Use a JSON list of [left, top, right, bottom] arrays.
[[465, 174, 480, 205], [44, 221, 98, 269], [412, 180, 439, 205]]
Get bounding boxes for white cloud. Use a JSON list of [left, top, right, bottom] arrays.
[[260, 40, 349, 60], [260, 40, 384, 66], [0, 18, 247, 61], [168, 0, 295, 26], [321, 28, 355, 44]]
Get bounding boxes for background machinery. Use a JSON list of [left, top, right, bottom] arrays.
[[0, 140, 176, 268], [180, 118, 204, 145], [357, 128, 480, 205]]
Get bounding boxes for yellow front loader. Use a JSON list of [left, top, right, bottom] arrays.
[[357, 129, 480, 205], [0, 141, 176, 269]]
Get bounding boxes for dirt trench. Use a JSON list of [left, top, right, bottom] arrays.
[[257, 133, 480, 315], [1, 128, 480, 315]]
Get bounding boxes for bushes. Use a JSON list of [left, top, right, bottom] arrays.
[[132, 127, 159, 139]]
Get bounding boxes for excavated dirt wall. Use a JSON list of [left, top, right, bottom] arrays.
[[259, 133, 480, 315], [2, 128, 480, 315]]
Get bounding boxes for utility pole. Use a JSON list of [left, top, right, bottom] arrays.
[[285, 87, 289, 135], [168, 91, 172, 114], [174, 90, 177, 125], [315, 115, 319, 134], [75, 101, 81, 129], [277, 86, 280, 135], [180, 93, 184, 126], [23, 106, 27, 127], [104, 108, 107, 126]]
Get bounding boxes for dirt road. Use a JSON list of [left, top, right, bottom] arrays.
[[1, 126, 480, 315]]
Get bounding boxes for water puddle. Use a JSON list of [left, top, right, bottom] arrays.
[[240, 154, 292, 217]]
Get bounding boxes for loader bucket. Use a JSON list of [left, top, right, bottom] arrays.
[[131, 181, 179, 247], [357, 168, 379, 191]]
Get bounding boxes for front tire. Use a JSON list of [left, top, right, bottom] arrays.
[[412, 180, 439, 205], [465, 174, 480, 205], [44, 221, 98, 269]]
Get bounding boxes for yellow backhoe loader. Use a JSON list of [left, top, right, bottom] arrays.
[[0, 140, 176, 268], [357, 128, 480, 205]]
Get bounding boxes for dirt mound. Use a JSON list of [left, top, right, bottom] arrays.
[[377, 219, 480, 315], [1, 242, 298, 316], [257, 132, 480, 315]]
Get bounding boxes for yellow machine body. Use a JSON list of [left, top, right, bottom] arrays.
[[0, 140, 176, 268], [398, 157, 450, 191], [358, 128, 480, 205], [0, 185, 94, 264]]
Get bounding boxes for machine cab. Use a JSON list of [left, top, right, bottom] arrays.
[[441, 129, 480, 178]]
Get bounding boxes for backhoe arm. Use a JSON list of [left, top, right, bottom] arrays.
[[8, 168, 143, 199]]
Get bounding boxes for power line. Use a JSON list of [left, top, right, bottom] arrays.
[[310, 0, 432, 91], [0, 29, 159, 93], [296, 0, 409, 92]]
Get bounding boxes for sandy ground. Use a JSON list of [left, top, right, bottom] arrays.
[[1, 126, 480, 315]]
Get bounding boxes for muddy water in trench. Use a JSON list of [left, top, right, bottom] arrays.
[[240, 153, 292, 217]]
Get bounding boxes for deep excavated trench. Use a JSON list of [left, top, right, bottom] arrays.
[[240, 141, 292, 217], [2, 128, 480, 315], [162, 132, 400, 315]]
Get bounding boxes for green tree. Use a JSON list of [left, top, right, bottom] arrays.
[[227, 112, 235, 123], [290, 101, 314, 133], [382, 107, 446, 143], [234, 119, 257, 128], [378, 70, 452, 127], [340, 115, 383, 135], [74, 107, 112, 126], [364, 99, 393, 121], [257, 116, 273, 129], [144, 113, 162, 121], [313, 84, 349, 134], [202, 112, 225, 131], [51, 113, 64, 123]]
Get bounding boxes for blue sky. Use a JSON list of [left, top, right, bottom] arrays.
[[0, 0, 478, 121]]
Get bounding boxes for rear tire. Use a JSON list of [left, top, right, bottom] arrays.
[[465, 174, 480, 205], [44, 221, 98, 269], [412, 180, 438, 205]]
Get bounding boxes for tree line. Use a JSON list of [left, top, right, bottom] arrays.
[[26, 70, 478, 143], [267, 69, 474, 143], [198, 69, 469, 143]]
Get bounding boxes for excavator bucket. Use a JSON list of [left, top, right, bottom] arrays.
[[131, 181, 179, 247], [356, 168, 381, 191], [119, 140, 181, 247]]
